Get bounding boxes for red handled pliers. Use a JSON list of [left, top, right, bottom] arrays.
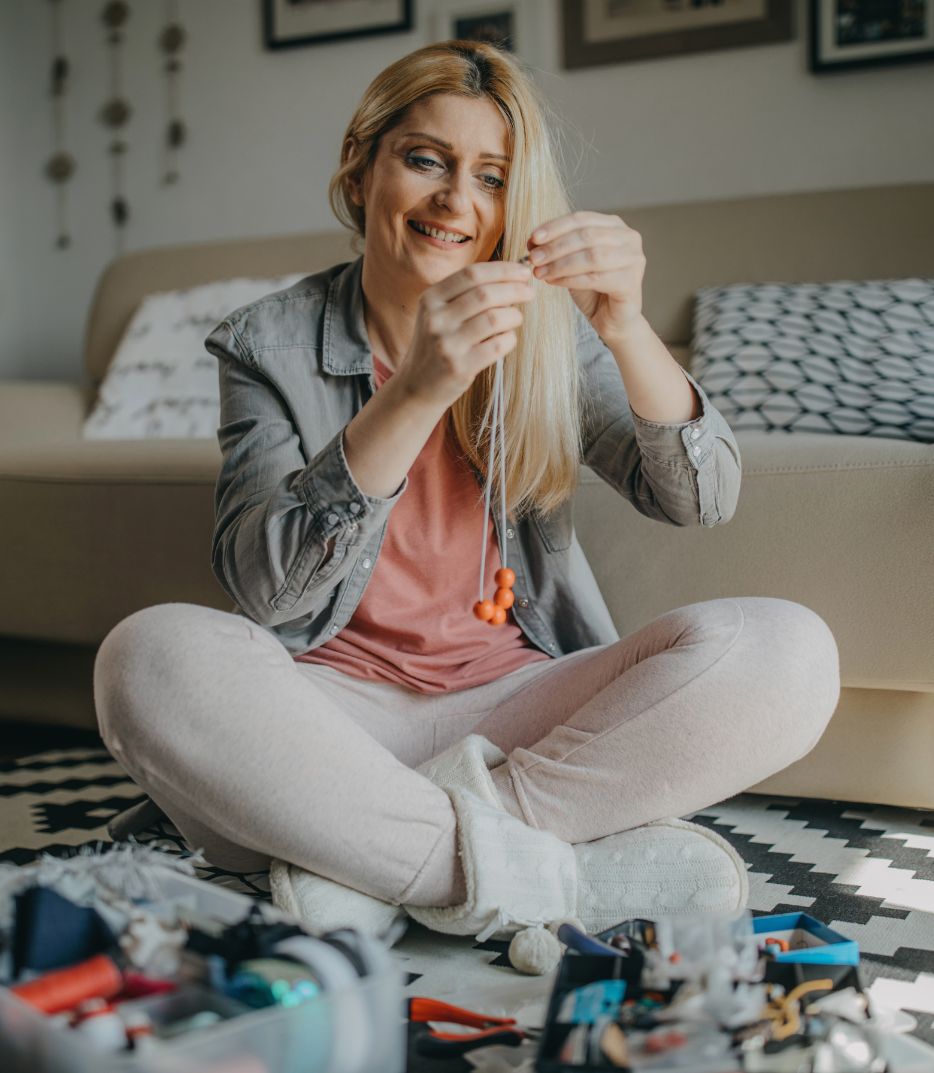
[[408, 997, 542, 1058]]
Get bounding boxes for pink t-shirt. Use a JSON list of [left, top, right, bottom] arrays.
[[294, 354, 550, 693]]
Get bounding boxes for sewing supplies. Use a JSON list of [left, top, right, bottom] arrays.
[[407, 996, 542, 1058], [532, 911, 890, 1071], [10, 953, 123, 1013], [1, 847, 405, 1072]]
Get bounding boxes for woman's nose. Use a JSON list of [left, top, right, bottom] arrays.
[[434, 170, 472, 214]]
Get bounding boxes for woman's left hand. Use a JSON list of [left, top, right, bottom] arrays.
[[526, 211, 646, 341]]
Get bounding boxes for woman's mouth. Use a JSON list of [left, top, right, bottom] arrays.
[[407, 220, 471, 246]]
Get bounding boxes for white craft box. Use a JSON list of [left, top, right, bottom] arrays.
[[0, 866, 405, 1073]]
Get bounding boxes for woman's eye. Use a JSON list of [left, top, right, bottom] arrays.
[[407, 154, 441, 170], [480, 174, 505, 190]]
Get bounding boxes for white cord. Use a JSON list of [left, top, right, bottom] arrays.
[[477, 360, 507, 603]]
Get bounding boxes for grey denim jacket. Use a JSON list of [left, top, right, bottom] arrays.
[[204, 257, 741, 660]]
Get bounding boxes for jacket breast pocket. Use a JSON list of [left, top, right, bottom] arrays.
[[531, 505, 574, 553]]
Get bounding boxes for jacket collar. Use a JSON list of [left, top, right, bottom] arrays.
[[322, 256, 373, 376]]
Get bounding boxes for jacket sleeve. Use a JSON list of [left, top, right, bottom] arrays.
[[576, 309, 741, 527], [205, 320, 406, 627]]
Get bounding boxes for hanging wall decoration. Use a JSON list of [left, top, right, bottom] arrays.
[[45, 0, 76, 250], [99, 0, 132, 252], [159, 0, 187, 185]]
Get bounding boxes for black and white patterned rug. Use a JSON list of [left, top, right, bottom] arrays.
[[3, 747, 934, 1068]]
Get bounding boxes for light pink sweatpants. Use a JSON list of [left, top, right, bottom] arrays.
[[93, 597, 839, 908]]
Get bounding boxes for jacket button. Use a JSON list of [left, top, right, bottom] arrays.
[[362, 557, 372, 569], [505, 528, 515, 539], [517, 597, 529, 608], [691, 428, 701, 440], [327, 512, 339, 524], [349, 502, 361, 514], [330, 625, 339, 634], [547, 642, 556, 650]]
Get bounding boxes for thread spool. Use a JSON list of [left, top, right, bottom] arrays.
[[11, 954, 122, 1014], [71, 999, 128, 1052]]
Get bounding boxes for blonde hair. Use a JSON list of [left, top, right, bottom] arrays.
[[330, 41, 584, 519]]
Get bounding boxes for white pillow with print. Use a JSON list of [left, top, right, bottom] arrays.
[[83, 274, 307, 439]]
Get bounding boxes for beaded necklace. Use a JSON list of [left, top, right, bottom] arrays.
[[471, 253, 530, 626]]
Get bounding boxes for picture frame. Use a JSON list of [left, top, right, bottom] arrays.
[[262, 0, 413, 51], [430, 0, 544, 65], [809, 0, 934, 73], [561, 0, 794, 69]]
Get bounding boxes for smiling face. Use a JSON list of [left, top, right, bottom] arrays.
[[350, 93, 511, 293]]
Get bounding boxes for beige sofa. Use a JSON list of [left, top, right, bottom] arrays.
[[1, 182, 932, 808]]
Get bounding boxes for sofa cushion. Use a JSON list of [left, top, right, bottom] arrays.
[[575, 429, 934, 693], [0, 389, 224, 645], [691, 279, 934, 443]]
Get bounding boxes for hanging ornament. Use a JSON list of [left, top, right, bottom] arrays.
[[99, 0, 131, 253], [44, 0, 75, 250], [159, 1, 187, 185]]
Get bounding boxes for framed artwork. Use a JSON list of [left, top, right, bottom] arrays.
[[431, 0, 544, 63], [262, 0, 413, 50], [809, 0, 934, 72], [561, 0, 794, 69]]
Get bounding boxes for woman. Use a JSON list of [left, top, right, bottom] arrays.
[[94, 42, 840, 945]]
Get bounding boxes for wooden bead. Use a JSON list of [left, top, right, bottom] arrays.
[[495, 567, 516, 589], [473, 599, 495, 621], [494, 587, 515, 609], [489, 606, 507, 626]]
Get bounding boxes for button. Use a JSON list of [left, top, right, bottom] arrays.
[[691, 428, 701, 440], [330, 625, 339, 634], [326, 512, 339, 525], [505, 528, 515, 539], [517, 597, 529, 608], [692, 446, 701, 457], [547, 642, 556, 650], [349, 502, 361, 514], [362, 557, 372, 569]]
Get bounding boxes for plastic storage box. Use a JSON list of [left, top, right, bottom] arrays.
[[0, 865, 405, 1073]]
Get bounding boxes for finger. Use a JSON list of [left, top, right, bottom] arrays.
[[428, 260, 533, 308], [471, 329, 520, 368], [529, 227, 624, 269], [459, 304, 524, 351], [536, 246, 629, 281], [445, 280, 534, 325], [540, 268, 632, 292], [528, 211, 623, 251]]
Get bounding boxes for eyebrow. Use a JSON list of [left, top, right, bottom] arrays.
[[398, 130, 510, 163]]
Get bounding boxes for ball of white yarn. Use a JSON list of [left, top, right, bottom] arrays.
[[508, 926, 562, 975]]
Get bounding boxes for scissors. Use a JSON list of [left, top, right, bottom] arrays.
[[408, 996, 543, 1058]]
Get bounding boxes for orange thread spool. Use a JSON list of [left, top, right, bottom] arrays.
[[11, 954, 123, 1014]]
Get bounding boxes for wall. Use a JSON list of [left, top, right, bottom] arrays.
[[0, 0, 932, 382]]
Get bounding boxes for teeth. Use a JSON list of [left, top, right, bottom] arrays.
[[411, 221, 469, 243]]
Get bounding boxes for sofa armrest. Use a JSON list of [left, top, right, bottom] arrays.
[[574, 431, 934, 692]]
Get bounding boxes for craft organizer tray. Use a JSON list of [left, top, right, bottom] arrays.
[[0, 865, 406, 1073]]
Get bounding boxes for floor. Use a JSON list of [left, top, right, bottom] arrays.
[[2, 726, 934, 1072]]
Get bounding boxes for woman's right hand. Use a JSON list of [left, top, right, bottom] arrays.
[[394, 261, 535, 411]]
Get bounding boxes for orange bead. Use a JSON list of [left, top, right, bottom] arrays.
[[494, 587, 515, 609], [495, 567, 516, 589], [489, 606, 507, 626], [473, 599, 495, 622]]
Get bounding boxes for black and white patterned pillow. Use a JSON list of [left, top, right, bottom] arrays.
[[691, 279, 934, 443]]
